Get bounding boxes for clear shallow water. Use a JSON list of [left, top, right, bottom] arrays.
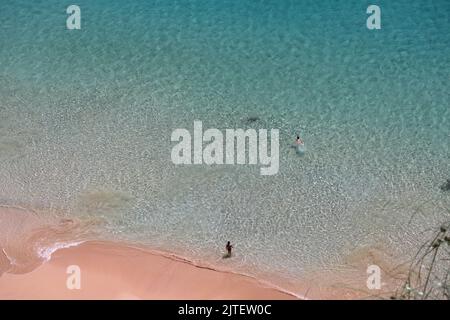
[[1, 0, 449, 290]]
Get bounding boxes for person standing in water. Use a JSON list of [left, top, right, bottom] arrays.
[[226, 241, 233, 257], [295, 134, 307, 155]]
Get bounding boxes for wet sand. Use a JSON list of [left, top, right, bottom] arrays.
[[0, 207, 402, 300], [0, 240, 297, 300]]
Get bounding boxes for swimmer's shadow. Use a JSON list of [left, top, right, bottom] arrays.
[[222, 253, 232, 259]]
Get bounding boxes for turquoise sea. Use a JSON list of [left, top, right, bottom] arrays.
[[1, 0, 449, 294]]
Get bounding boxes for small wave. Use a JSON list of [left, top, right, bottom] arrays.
[[1, 248, 17, 266], [36, 241, 85, 262]]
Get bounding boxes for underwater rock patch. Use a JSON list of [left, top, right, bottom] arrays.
[[440, 179, 450, 191], [245, 116, 260, 124]]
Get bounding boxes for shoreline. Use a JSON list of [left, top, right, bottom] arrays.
[[0, 206, 401, 300], [0, 240, 299, 300]]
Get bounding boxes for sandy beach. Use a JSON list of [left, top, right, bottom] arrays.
[[0, 205, 298, 299], [0, 207, 399, 300], [0, 240, 296, 300]]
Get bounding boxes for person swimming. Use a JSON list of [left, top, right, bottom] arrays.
[[295, 135, 304, 145]]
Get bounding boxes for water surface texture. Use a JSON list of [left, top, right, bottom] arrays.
[[1, 0, 449, 289]]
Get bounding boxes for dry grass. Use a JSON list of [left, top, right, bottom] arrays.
[[392, 221, 450, 300]]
